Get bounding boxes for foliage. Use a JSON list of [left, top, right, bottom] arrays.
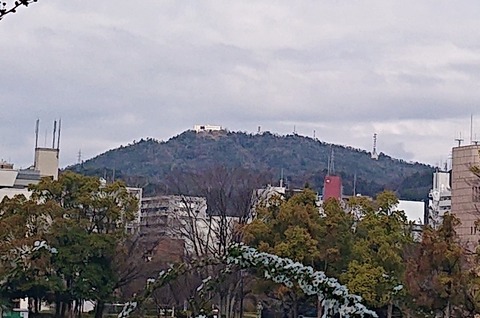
[[120, 243, 377, 318], [317, 198, 355, 277], [404, 213, 478, 317], [244, 189, 322, 263], [342, 191, 412, 315], [243, 189, 323, 315], [0, 171, 139, 318], [69, 131, 433, 200]]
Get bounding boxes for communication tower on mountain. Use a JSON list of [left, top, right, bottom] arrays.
[[371, 133, 379, 160]]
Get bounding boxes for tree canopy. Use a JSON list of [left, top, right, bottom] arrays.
[[0, 171, 139, 318]]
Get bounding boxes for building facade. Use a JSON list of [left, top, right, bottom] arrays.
[[323, 175, 342, 201], [140, 195, 210, 254], [428, 169, 452, 228], [451, 145, 480, 248]]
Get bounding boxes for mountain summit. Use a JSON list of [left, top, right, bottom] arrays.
[[68, 130, 433, 200]]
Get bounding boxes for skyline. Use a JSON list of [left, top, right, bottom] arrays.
[[2, 1, 480, 168]]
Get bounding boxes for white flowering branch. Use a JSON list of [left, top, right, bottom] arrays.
[[227, 243, 377, 318], [118, 258, 222, 318], [119, 243, 377, 318]]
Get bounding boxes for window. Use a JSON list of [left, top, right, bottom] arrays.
[[473, 186, 480, 202]]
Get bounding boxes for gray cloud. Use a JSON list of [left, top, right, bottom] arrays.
[[2, 0, 480, 167]]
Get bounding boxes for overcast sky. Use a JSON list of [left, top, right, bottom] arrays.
[[1, 1, 480, 169]]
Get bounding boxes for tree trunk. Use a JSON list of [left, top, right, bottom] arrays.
[[60, 301, 67, 318], [54, 297, 61, 318], [317, 298, 323, 318], [228, 294, 236, 318], [292, 304, 298, 318], [95, 301, 105, 318], [387, 301, 393, 318], [34, 297, 40, 314], [445, 300, 451, 318], [67, 301, 75, 318]]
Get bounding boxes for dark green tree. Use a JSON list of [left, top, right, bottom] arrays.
[[243, 189, 323, 318], [0, 172, 139, 318], [342, 191, 412, 318]]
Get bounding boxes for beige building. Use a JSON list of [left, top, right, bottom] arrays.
[[451, 145, 480, 248], [34, 147, 60, 180]]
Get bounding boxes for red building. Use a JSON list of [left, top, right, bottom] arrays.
[[323, 175, 342, 201]]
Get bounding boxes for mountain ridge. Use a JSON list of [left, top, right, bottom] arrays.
[[68, 130, 434, 200]]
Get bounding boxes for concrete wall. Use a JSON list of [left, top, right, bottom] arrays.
[[451, 145, 480, 248], [34, 148, 59, 180]]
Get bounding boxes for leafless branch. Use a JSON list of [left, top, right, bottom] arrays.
[[0, 0, 38, 21]]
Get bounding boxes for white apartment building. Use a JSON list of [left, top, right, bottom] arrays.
[[140, 195, 209, 255], [0, 147, 60, 202], [428, 169, 452, 229], [140, 195, 242, 257]]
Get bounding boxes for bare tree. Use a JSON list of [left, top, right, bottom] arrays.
[[162, 166, 271, 318], [0, 0, 39, 21]]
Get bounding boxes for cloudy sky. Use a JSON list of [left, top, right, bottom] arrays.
[[1, 1, 480, 168]]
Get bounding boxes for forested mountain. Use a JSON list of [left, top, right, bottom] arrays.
[[68, 130, 434, 200]]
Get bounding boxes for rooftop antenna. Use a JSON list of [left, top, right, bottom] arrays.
[[280, 168, 284, 188], [371, 133, 379, 160], [56, 118, 61, 150], [327, 147, 331, 175], [33, 119, 40, 167], [52, 120, 57, 149], [455, 132, 464, 147], [34, 119, 39, 149], [353, 172, 357, 196], [470, 114, 474, 144], [473, 133, 479, 145], [327, 147, 335, 175]]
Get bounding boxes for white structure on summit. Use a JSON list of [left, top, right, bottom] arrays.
[[193, 124, 223, 133]]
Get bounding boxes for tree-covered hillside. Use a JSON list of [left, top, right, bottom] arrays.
[[68, 130, 434, 200]]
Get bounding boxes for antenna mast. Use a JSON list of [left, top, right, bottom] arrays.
[[327, 147, 335, 175], [470, 114, 473, 144], [353, 172, 357, 196], [455, 132, 464, 147], [52, 120, 57, 149], [56, 119, 61, 150], [280, 168, 284, 188], [371, 133, 379, 160], [34, 119, 39, 149]]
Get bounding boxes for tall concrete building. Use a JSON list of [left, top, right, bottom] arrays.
[[451, 144, 480, 248], [323, 175, 342, 201]]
